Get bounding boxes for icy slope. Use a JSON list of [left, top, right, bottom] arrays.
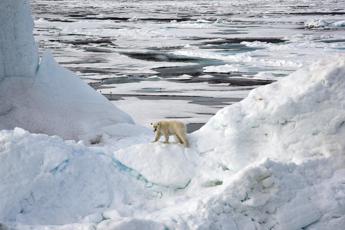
[[0, 128, 157, 225], [0, 0, 141, 141], [0, 51, 138, 141], [166, 157, 345, 230], [193, 57, 345, 171], [114, 143, 199, 188]]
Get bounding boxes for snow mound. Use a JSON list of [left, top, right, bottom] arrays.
[[181, 157, 345, 229], [114, 142, 200, 188], [0, 128, 154, 225], [193, 56, 345, 171], [0, 0, 142, 142], [0, 52, 137, 141]]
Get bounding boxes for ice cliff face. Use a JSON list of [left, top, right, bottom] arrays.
[[0, 0, 141, 141], [0, 0, 38, 80]]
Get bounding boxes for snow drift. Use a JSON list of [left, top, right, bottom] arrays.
[[174, 156, 345, 230], [114, 142, 200, 188], [0, 0, 140, 142], [193, 57, 345, 171], [0, 128, 156, 226]]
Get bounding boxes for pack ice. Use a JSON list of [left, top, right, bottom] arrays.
[[0, 0, 345, 229]]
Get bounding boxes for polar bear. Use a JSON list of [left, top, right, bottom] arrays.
[[151, 120, 189, 147]]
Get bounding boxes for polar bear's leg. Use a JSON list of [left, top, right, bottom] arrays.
[[176, 131, 189, 147], [174, 133, 183, 144], [153, 132, 161, 142], [164, 133, 169, 144]]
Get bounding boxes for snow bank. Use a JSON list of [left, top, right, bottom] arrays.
[[0, 51, 139, 141], [193, 56, 345, 170], [114, 142, 200, 188], [0, 0, 142, 142], [0, 0, 38, 80], [0, 128, 154, 225], [179, 156, 345, 229]]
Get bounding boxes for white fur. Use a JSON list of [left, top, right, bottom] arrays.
[[151, 120, 189, 147]]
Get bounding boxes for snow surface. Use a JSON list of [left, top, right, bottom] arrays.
[[114, 143, 199, 188], [193, 57, 345, 170], [0, 128, 155, 225]]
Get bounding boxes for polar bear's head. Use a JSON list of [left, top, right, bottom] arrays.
[[150, 122, 161, 132]]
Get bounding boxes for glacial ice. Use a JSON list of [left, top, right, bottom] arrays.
[[0, 0, 38, 80]]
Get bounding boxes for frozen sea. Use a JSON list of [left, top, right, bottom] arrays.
[[31, 0, 345, 131]]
